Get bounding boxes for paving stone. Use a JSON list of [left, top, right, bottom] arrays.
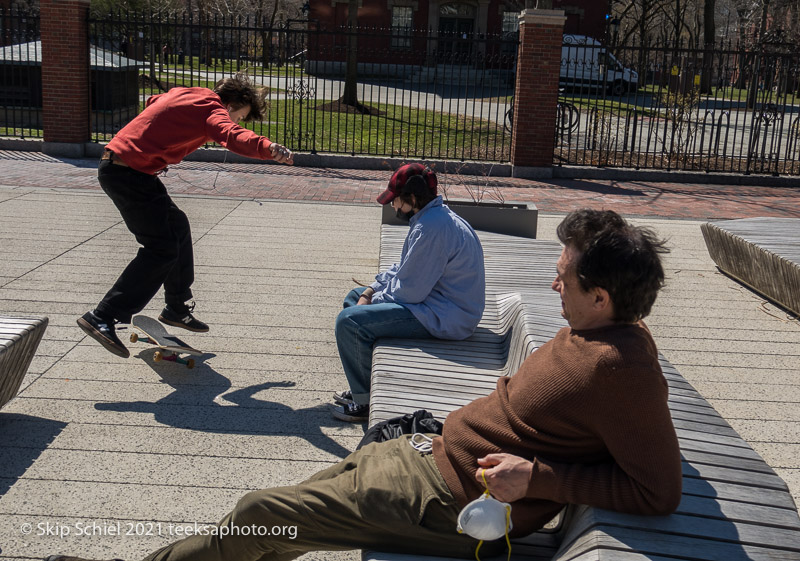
[[705, 398, 800, 421], [42, 368, 346, 394], [4, 448, 329, 490], [20, 378, 340, 411], [650, 326, 800, 342], [0, 420, 360, 461], [690, 381, 800, 403], [3, 397, 363, 445], [660, 365, 800, 384], [660, 350, 799, 370]]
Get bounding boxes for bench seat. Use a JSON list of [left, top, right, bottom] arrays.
[[701, 217, 800, 316], [364, 225, 800, 561], [0, 315, 48, 409]]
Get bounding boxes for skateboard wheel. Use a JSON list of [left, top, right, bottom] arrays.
[[186, 359, 195, 369], [130, 332, 139, 343], [154, 351, 164, 362]]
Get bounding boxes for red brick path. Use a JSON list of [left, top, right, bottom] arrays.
[[1, 152, 799, 220]]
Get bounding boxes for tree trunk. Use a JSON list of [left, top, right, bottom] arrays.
[[257, 9, 270, 67], [341, 0, 359, 106], [747, 0, 770, 109], [267, 0, 281, 67], [637, 0, 649, 85], [700, 0, 715, 94], [734, 9, 747, 89]]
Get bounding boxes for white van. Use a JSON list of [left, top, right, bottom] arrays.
[[561, 34, 638, 96]]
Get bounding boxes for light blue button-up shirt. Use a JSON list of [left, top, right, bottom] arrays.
[[371, 196, 486, 340]]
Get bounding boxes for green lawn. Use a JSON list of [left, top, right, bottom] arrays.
[[151, 57, 304, 79], [638, 83, 800, 105], [0, 127, 42, 138], [250, 99, 509, 160], [86, 92, 511, 160]]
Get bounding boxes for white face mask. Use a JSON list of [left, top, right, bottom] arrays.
[[457, 492, 513, 541]]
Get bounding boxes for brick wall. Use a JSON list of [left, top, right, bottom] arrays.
[[511, 10, 566, 169], [40, 0, 90, 144]]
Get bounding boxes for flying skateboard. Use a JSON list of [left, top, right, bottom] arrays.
[[130, 315, 201, 369]]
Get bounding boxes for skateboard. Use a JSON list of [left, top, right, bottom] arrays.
[[130, 315, 202, 369]]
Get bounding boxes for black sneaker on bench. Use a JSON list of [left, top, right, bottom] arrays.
[[330, 401, 369, 423], [333, 389, 354, 405]]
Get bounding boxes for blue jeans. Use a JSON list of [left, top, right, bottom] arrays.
[[335, 287, 432, 405]]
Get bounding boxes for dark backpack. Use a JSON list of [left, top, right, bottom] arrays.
[[356, 409, 443, 450]]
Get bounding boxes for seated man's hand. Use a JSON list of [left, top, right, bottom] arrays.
[[357, 288, 374, 305], [475, 453, 533, 503]]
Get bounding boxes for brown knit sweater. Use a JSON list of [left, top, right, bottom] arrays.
[[432, 321, 682, 537]]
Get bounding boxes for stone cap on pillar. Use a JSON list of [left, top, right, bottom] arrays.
[[519, 8, 566, 25]]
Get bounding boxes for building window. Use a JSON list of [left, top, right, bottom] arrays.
[[440, 3, 476, 17], [502, 11, 519, 37], [501, 10, 519, 54], [391, 6, 413, 49]]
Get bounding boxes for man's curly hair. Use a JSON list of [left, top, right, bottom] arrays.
[[556, 209, 669, 323], [213, 72, 268, 122]]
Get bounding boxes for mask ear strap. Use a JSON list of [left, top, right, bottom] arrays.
[[504, 506, 512, 561], [474, 468, 512, 561], [474, 539, 484, 561], [480, 468, 491, 497]]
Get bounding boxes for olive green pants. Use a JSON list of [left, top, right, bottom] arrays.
[[142, 436, 493, 561]]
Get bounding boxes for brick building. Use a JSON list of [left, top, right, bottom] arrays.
[[309, 0, 609, 42]]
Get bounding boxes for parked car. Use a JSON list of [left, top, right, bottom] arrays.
[[561, 34, 638, 96]]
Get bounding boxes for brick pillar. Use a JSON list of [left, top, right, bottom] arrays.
[[40, 0, 90, 156], [510, 9, 566, 177]]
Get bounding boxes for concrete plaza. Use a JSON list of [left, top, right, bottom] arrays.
[[0, 151, 799, 561]]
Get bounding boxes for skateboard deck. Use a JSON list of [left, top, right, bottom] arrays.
[[131, 315, 202, 369]]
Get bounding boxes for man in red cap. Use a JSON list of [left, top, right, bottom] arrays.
[[331, 163, 486, 422]]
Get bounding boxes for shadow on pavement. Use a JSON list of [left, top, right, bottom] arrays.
[[0, 413, 67, 497], [94, 350, 353, 459]]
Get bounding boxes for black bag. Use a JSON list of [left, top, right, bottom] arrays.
[[356, 409, 443, 450]]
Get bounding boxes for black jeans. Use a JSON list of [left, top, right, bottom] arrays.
[[95, 160, 194, 323]]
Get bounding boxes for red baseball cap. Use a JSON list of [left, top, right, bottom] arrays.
[[377, 163, 438, 205]]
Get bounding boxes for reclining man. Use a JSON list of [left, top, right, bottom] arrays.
[[48, 208, 682, 561]]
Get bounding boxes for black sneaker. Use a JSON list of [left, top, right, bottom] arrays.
[[330, 401, 369, 423], [77, 311, 130, 358], [333, 389, 354, 405], [158, 303, 209, 333]]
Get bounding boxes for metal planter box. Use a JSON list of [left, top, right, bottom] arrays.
[[381, 199, 538, 239]]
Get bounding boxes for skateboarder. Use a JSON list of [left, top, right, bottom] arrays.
[[78, 73, 294, 358]]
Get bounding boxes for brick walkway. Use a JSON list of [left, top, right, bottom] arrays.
[[1, 150, 799, 219]]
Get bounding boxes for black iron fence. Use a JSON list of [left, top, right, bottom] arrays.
[[6, 5, 800, 177], [554, 37, 800, 176], [0, 7, 42, 139], [87, 11, 517, 161]]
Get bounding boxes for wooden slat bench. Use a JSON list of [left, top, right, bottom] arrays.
[[363, 225, 800, 561], [0, 315, 48, 409], [701, 217, 800, 316]]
